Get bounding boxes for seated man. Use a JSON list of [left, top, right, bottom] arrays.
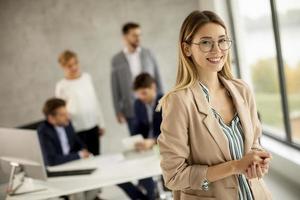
[[39, 98, 148, 200], [38, 98, 100, 200], [131, 73, 163, 200], [38, 98, 91, 166], [133, 73, 163, 150]]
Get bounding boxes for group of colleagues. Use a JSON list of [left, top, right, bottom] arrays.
[[37, 22, 163, 200]]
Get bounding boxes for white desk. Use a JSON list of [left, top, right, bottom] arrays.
[[6, 149, 162, 200]]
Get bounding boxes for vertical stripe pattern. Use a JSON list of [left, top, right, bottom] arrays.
[[199, 83, 253, 200]]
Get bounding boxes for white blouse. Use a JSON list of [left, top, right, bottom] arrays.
[[55, 73, 105, 132]]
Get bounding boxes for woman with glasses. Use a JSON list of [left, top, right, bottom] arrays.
[[156, 10, 272, 200]]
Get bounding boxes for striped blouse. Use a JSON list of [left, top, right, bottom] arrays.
[[199, 83, 253, 200]]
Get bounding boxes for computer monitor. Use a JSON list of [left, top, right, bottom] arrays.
[[0, 128, 47, 195]]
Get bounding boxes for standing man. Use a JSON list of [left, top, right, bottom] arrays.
[[111, 22, 163, 134]]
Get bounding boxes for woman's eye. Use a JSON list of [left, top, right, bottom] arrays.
[[200, 40, 212, 45]]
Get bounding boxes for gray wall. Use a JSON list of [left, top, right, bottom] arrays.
[[0, 0, 199, 153]]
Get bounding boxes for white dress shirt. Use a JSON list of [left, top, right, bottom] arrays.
[[55, 73, 105, 132], [123, 46, 142, 80], [54, 126, 70, 155]]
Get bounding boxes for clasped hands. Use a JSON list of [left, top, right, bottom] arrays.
[[236, 148, 272, 180]]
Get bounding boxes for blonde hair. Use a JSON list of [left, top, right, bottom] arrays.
[[156, 10, 233, 111], [58, 50, 77, 66]]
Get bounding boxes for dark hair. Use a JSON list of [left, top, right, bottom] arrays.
[[133, 73, 156, 90], [122, 22, 140, 35], [43, 98, 66, 117]]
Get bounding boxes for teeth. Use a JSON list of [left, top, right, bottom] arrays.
[[207, 57, 222, 62]]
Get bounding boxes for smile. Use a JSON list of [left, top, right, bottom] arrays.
[[206, 56, 223, 64]]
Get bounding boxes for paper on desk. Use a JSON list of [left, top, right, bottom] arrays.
[[47, 154, 125, 172], [122, 134, 144, 151]]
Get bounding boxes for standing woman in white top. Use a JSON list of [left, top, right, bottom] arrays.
[[55, 50, 105, 156]]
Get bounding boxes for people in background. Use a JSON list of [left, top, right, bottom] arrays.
[[111, 22, 163, 134], [38, 98, 145, 200], [38, 98, 91, 166], [133, 73, 162, 151], [38, 98, 104, 200], [55, 50, 105, 156], [130, 73, 163, 200], [157, 10, 272, 200]]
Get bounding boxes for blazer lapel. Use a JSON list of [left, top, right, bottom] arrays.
[[47, 125, 63, 154], [219, 76, 253, 154], [120, 51, 133, 81], [140, 48, 147, 72], [190, 83, 232, 161], [65, 125, 73, 148]]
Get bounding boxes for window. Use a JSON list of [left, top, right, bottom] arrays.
[[236, 0, 285, 138], [230, 0, 300, 149], [276, 0, 300, 144]]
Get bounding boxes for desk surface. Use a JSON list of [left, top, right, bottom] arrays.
[[6, 149, 162, 200]]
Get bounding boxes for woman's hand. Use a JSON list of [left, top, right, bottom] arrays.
[[98, 128, 105, 137], [235, 150, 271, 174], [244, 157, 271, 179]]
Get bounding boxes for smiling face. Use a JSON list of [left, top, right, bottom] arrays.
[[184, 22, 229, 74]]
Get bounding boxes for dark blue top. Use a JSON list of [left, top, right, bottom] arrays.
[[37, 121, 85, 166], [133, 93, 163, 139]]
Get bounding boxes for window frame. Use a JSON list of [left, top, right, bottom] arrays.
[[227, 0, 300, 151]]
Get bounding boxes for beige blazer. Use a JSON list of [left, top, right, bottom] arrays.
[[158, 76, 272, 200]]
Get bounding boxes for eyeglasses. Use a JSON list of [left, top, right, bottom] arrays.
[[190, 38, 232, 52]]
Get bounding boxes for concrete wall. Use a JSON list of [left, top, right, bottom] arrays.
[[0, 0, 199, 153]]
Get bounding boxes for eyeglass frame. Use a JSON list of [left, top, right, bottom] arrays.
[[187, 38, 233, 53]]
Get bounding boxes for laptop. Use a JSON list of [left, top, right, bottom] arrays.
[[46, 168, 96, 177]]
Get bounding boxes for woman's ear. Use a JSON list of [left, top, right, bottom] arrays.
[[182, 42, 192, 57]]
